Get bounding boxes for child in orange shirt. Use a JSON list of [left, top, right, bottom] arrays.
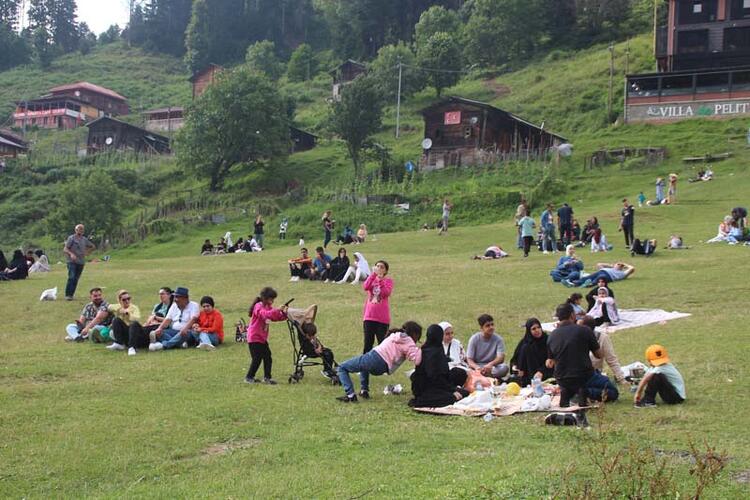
[[190, 296, 224, 351]]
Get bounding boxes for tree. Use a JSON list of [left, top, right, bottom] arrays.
[[143, 0, 193, 56], [98, 24, 121, 44], [327, 75, 384, 179], [45, 171, 126, 241], [176, 67, 290, 191], [0, 0, 21, 29], [50, 0, 79, 53], [184, 0, 211, 72], [245, 40, 284, 80], [287, 43, 316, 82], [77, 22, 96, 54], [416, 31, 462, 96], [0, 22, 30, 70], [369, 42, 424, 101], [414, 5, 460, 47], [124, 3, 146, 46]]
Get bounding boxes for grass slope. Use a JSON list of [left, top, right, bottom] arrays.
[[1, 155, 749, 497]]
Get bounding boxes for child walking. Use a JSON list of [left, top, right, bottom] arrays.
[[245, 287, 289, 385]]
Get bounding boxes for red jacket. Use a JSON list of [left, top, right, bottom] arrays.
[[198, 309, 225, 343]]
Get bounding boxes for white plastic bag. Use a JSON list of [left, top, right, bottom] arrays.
[[39, 287, 57, 301]]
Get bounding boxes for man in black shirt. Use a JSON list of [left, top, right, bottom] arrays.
[[619, 198, 635, 249], [557, 203, 574, 245], [547, 303, 602, 407]]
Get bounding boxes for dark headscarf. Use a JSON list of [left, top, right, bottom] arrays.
[[511, 318, 551, 386], [409, 324, 455, 408], [0, 250, 7, 271]]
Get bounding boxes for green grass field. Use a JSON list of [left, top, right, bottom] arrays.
[[2, 157, 749, 497]]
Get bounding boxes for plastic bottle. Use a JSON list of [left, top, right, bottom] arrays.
[[483, 412, 494, 422], [475, 381, 484, 392], [532, 375, 544, 398]]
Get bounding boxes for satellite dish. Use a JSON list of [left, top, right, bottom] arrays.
[[470, 116, 479, 125], [421, 138, 433, 150], [74, 90, 81, 97], [105, 137, 113, 145]]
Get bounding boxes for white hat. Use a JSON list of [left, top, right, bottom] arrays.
[[438, 321, 453, 332]]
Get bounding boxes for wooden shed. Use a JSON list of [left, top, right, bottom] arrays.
[[290, 126, 318, 153], [190, 63, 224, 100], [419, 96, 566, 170], [86, 117, 170, 155], [329, 60, 366, 101], [0, 130, 28, 158], [144, 107, 185, 132]]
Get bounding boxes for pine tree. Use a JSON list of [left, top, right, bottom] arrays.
[[0, 0, 21, 30], [143, 0, 193, 56], [184, 0, 211, 73], [50, 0, 79, 53]]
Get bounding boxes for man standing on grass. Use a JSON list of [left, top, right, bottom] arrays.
[[63, 224, 96, 301], [557, 203, 574, 246], [541, 203, 557, 254], [619, 198, 635, 249], [439, 198, 453, 235], [149, 287, 200, 351]]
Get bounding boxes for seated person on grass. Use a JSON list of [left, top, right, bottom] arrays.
[[336, 321, 423, 403], [144, 287, 173, 340], [409, 324, 468, 408], [634, 344, 685, 408], [65, 287, 112, 342], [578, 315, 626, 386], [288, 248, 313, 282], [201, 239, 214, 255], [149, 287, 200, 351], [551, 245, 583, 282], [311, 247, 333, 281], [29, 249, 50, 273], [587, 287, 620, 326], [510, 318, 553, 387], [106, 289, 146, 356], [563, 262, 634, 288], [586, 278, 615, 310], [0, 250, 28, 281], [472, 245, 509, 260], [439, 321, 468, 371], [301, 322, 338, 380], [187, 295, 223, 350], [466, 314, 509, 379]]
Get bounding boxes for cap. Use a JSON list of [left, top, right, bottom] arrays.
[[173, 286, 189, 297], [645, 344, 670, 366]]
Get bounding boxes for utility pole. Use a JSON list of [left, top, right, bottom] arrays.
[[608, 43, 615, 121], [395, 59, 403, 138]]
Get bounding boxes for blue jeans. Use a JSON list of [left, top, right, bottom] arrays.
[[65, 262, 85, 297], [160, 328, 186, 349], [190, 332, 219, 346], [570, 270, 611, 286], [585, 371, 619, 402], [337, 350, 388, 396], [543, 225, 556, 251]]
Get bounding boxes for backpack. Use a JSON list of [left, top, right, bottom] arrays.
[[235, 318, 247, 342]]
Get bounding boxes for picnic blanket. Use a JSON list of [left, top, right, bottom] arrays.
[[414, 393, 589, 417], [541, 308, 691, 334]]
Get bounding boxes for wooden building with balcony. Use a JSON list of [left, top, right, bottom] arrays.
[[49, 82, 129, 116], [86, 117, 171, 155], [143, 107, 185, 133], [419, 97, 566, 170]]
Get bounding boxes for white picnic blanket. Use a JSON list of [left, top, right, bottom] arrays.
[[542, 308, 691, 334]]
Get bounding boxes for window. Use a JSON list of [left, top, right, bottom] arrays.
[[725, 26, 750, 51], [661, 75, 695, 96], [696, 72, 729, 93], [693, 3, 703, 13], [628, 77, 660, 97], [731, 0, 750, 19], [678, 30, 709, 53], [679, 0, 717, 23], [732, 70, 750, 90]]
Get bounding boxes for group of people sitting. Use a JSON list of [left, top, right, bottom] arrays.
[[201, 234, 262, 255], [333, 224, 368, 245], [287, 247, 371, 284], [550, 245, 635, 288], [707, 207, 748, 245], [64, 286, 224, 356], [0, 249, 49, 281]]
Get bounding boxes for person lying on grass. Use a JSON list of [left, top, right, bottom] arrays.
[[336, 321, 422, 403], [562, 262, 635, 288], [409, 324, 469, 408], [472, 245, 509, 260], [634, 344, 685, 408]]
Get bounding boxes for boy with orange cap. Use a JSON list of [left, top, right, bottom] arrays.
[[633, 344, 685, 408]]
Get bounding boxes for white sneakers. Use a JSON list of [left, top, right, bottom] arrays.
[[128, 347, 136, 356], [106, 342, 125, 351], [290, 276, 300, 282], [149, 342, 164, 351], [198, 343, 216, 351]]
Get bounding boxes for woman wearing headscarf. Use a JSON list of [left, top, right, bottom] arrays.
[[336, 251, 370, 284], [409, 324, 467, 408], [510, 318, 553, 387], [0, 249, 29, 281], [439, 321, 467, 370], [588, 287, 620, 326]]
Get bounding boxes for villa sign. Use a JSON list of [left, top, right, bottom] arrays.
[[627, 99, 750, 123]]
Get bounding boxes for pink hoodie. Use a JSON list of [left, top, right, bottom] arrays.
[[247, 301, 287, 344], [362, 273, 393, 325], [373, 332, 422, 374]]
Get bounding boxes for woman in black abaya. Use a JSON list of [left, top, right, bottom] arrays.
[[510, 318, 553, 387], [409, 324, 467, 407]]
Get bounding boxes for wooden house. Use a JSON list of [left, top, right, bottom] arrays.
[[419, 97, 566, 170], [626, 0, 750, 123], [144, 107, 185, 133], [290, 126, 318, 153], [86, 117, 170, 155], [190, 63, 223, 100], [49, 82, 129, 116], [13, 95, 96, 130], [329, 60, 366, 100], [0, 129, 28, 158]]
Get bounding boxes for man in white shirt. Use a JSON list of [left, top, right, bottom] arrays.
[[149, 287, 200, 351]]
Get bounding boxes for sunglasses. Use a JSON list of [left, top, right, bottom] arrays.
[[121, 296, 131, 301]]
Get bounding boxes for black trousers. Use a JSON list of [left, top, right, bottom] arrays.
[[522, 236, 533, 256], [247, 342, 273, 379], [622, 224, 634, 247], [558, 376, 589, 407], [559, 223, 573, 244], [111, 318, 148, 348], [643, 373, 684, 404], [320, 347, 337, 375], [363, 320, 389, 354], [289, 264, 311, 278], [594, 307, 611, 326]]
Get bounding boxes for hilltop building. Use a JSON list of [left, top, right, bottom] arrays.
[[143, 107, 185, 133], [626, 0, 750, 123], [13, 82, 129, 130], [329, 60, 366, 101], [419, 96, 566, 170], [86, 117, 170, 155]]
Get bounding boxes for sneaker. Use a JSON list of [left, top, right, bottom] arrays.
[[127, 347, 136, 356], [290, 276, 300, 282], [634, 400, 657, 409], [149, 330, 157, 343], [543, 250, 549, 255], [74, 335, 87, 343], [149, 342, 164, 352], [262, 377, 278, 385], [106, 342, 125, 351], [244, 377, 260, 384], [581, 279, 593, 287], [181, 341, 188, 349], [359, 390, 370, 399], [336, 394, 358, 403], [574, 410, 590, 428], [198, 342, 216, 351], [65, 296, 74, 301], [64, 336, 76, 342], [561, 279, 574, 288]]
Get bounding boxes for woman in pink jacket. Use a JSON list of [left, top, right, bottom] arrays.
[[245, 287, 288, 385], [362, 260, 394, 353], [337, 321, 423, 402]]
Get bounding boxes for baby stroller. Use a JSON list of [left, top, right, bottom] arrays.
[[287, 305, 340, 385]]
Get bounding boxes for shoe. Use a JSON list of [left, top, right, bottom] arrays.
[[582, 279, 593, 287], [149, 342, 164, 351], [198, 342, 215, 351], [543, 250, 549, 255], [574, 410, 590, 428], [74, 335, 87, 343], [106, 342, 125, 351], [149, 330, 157, 343], [561, 279, 573, 288], [336, 394, 358, 403], [634, 400, 657, 408], [64, 336, 76, 342], [324, 279, 330, 283], [244, 377, 260, 384], [128, 347, 136, 356], [65, 296, 74, 301], [290, 276, 300, 282], [181, 342, 188, 349], [359, 390, 370, 399], [262, 377, 278, 385]]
